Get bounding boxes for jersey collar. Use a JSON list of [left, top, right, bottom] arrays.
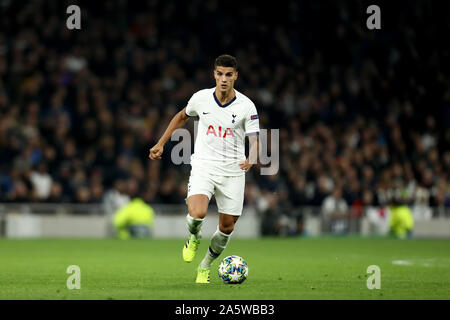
[[213, 91, 237, 108]]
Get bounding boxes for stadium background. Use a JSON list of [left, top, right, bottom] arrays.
[[0, 0, 449, 239]]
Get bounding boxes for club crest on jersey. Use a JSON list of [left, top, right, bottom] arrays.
[[232, 114, 237, 124], [206, 125, 235, 138]]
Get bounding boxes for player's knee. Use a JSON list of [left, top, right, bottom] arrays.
[[188, 205, 207, 219], [219, 223, 234, 235]]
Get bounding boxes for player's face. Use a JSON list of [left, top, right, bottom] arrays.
[[214, 66, 238, 93]]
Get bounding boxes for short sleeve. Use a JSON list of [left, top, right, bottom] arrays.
[[185, 93, 198, 117], [244, 102, 260, 136]]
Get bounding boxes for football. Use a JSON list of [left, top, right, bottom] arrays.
[[218, 255, 249, 284]]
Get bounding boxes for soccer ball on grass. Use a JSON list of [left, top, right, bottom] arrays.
[[218, 255, 248, 284]]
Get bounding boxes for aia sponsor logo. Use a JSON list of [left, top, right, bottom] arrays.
[[206, 125, 235, 138]]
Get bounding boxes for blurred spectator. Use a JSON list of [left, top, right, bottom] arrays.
[[113, 198, 155, 240], [321, 187, 349, 234], [103, 179, 131, 215], [47, 181, 64, 203], [385, 189, 414, 238], [30, 163, 52, 200], [363, 189, 390, 235], [389, 204, 414, 239], [412, 185, 432, 221], [257, 191, 278, 236], [75, 186, 91, 203]]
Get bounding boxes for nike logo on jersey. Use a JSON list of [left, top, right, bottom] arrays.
[[202, 112, 210, 114]]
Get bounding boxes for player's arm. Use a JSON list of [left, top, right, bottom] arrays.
[[239, 134, 259, 172], [149, 107, 191, 160]]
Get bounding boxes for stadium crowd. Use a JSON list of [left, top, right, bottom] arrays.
[[0, 1, 449, 233]]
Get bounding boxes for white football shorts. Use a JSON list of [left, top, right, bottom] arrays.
[[186, 167, 245, 216]]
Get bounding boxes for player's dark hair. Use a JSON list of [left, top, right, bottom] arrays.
[[214, 54, 237, 71]]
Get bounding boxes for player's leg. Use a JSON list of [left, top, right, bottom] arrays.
[[183, 195, 210, 262], [196, 214, 239, 284], [183, 169, 214, 263], [199, 213, 239, 268], [186, 194, 209, 238], [196, 175, 244, 283]]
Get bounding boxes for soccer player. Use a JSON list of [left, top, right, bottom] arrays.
[[149, 54, 260, 283]]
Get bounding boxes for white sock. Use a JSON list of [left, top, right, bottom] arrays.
[[200, 226, 232, 268], [186, 213, 204, 239]]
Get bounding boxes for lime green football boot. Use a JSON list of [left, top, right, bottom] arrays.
[[195, 267, 211, 284], [182, 235, 200, 263]]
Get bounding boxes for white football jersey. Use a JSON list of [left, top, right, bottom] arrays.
[[185, 87, 260, 176]]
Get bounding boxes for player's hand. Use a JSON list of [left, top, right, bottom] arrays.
[[149, 143, 164, 160], [239, 159, 252, 172]]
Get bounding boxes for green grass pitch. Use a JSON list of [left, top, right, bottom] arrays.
[[0, 237, 449, 300]]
